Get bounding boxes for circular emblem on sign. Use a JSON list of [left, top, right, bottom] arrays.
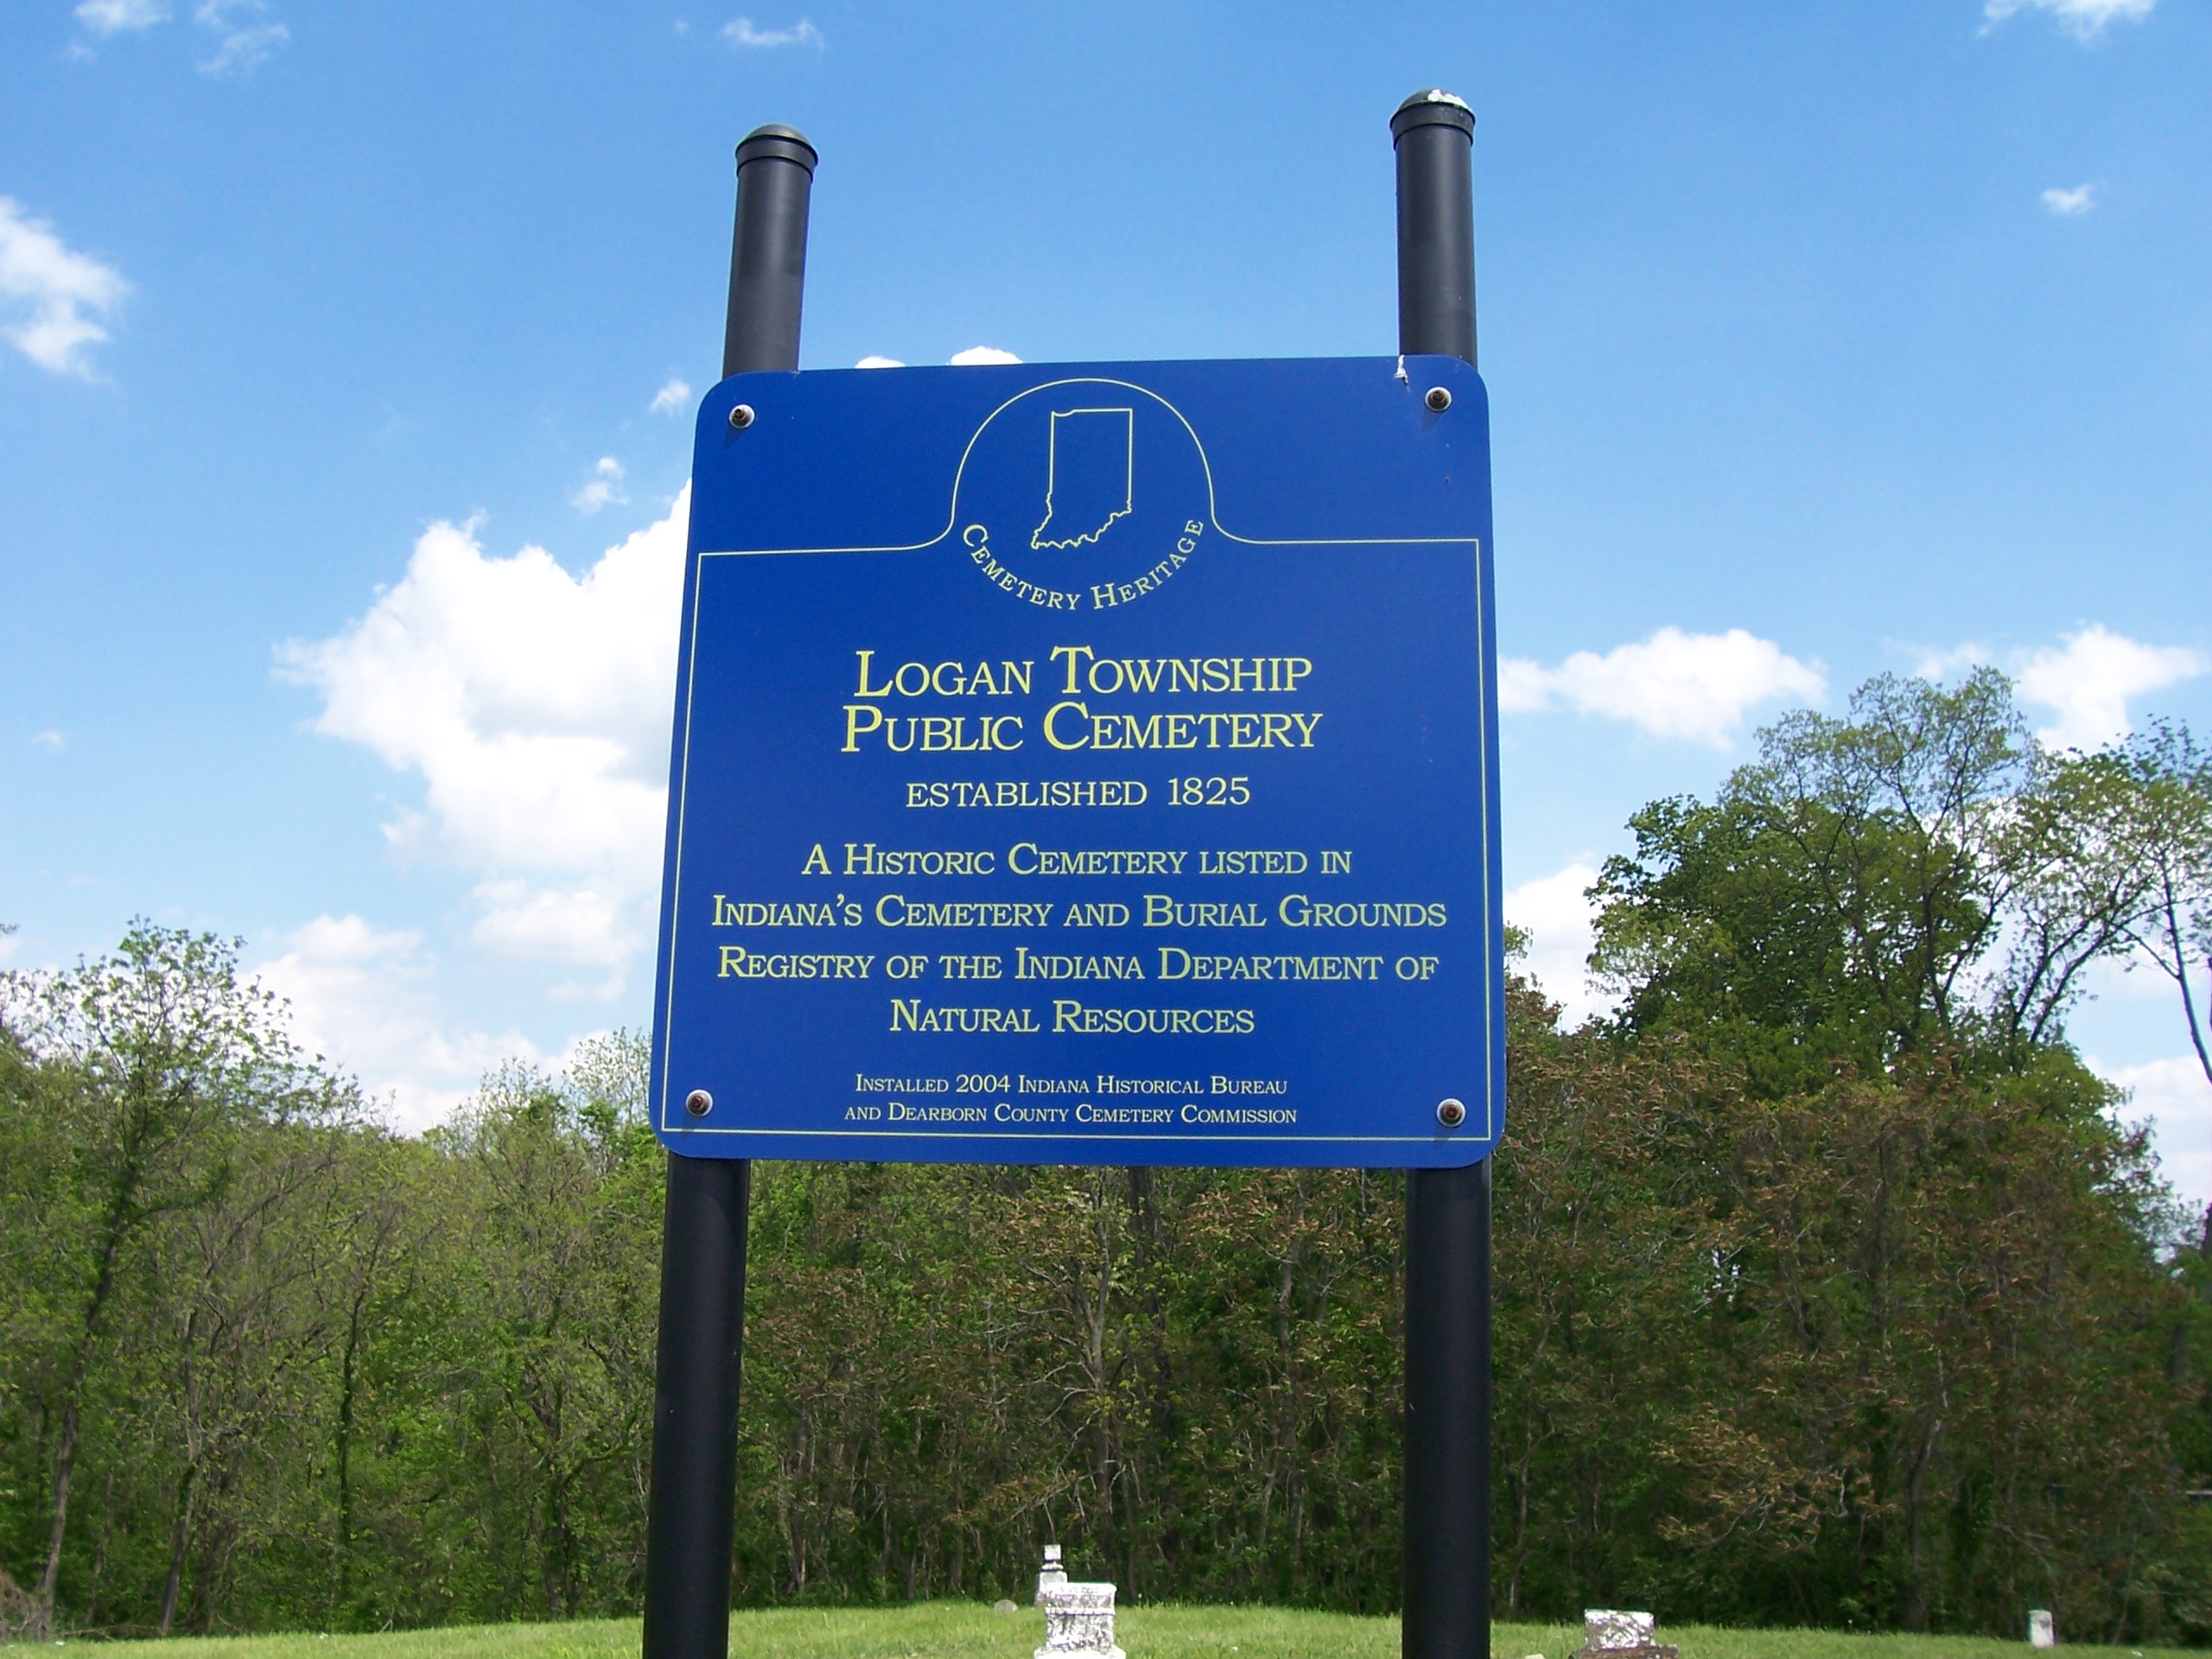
[[950, 379, 1214, 613]]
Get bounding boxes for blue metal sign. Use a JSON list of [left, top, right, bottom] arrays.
[[649, 355, 1501, 1167]]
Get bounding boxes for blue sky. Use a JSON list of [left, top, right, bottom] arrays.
[[3, 2, 2209, 1192]]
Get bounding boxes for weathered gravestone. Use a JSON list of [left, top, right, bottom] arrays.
[[1034, 1545, 1124, 1659], [1575, 1610, 1677, 1659]]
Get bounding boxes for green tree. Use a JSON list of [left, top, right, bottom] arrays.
[[3, 925, 349, 1637], [1589, 670, 2200, 1092], [429, 1039, 663, 1620], [2105, 724, 2212, 1090], [1591, 671, 2034, 1090], [6, 880, 2207, 1640], [1493, 972, 2202, 1638]]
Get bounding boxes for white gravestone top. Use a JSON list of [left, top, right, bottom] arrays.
[[1585, 1612, 1654, 1651], [1576, 1611, 1676, 1659], [1036, 1544, 1067, 1596], [1034, 1546, 1124, 1659], [2029, 1610, 2056, 1649]]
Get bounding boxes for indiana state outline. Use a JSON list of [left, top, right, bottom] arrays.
[[1031, 408, 1135, 550]]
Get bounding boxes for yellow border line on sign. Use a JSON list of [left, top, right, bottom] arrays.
[[690, 375, 1477, 560]]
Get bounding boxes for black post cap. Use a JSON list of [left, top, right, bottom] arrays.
[[1391, 90, 1474, 143], [735, 124, 817, 173]]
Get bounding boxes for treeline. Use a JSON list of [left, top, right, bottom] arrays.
[[3, 671, 2211, 1643]]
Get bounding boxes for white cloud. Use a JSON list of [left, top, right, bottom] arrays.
[[75, 0, 170, 35], [2013, 625, 2206, 751], [1495, 658, 1548, 710], [276, 490, 687, 979], [570, 455, 627, 513], [2041, 182, 2097, 216], [2096, 1053, 2212, 1210], [950, 346, 1021, 365], [1983, 0, 2155, 39], [650, 376, 692, 414], [253, 915, 543, 1135], [0, 197, 128, 378], [468, 879, 632, 974], [194, 0, 286, 73], [1910, 641, 1990, 681], [30, 729, 66, 751], [1504, 861, 1614, 1029], [723, 16, 823, 47], [1500, 626, 1826, 747], [855, 355, 904, 369], [2074, 952, 2188, 1023]]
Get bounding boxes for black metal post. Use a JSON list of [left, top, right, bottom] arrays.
[[1393, 89, 1489, 1659], [642, 123, 817, 1659], [720, 124, 817, 380], [1393, 92, 1477, 369]]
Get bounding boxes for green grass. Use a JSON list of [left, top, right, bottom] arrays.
[[58, 1605, 2206, 1659]]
